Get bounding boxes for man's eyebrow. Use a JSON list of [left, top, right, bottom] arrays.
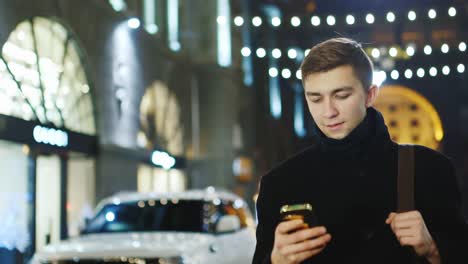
[[305, 91, 321, 97], [305, 86, 353, 96]]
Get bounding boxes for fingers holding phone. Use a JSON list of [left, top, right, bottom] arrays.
[[271, 204, 331, 264], [271, 220, 331, 264]]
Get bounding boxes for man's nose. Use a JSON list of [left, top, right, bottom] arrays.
[[322, 99, 339, 119]]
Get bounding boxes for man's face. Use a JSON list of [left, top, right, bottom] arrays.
[[303, 65, 377, 140]]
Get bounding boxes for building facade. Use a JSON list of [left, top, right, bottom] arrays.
[[0, 0, 256, 262]]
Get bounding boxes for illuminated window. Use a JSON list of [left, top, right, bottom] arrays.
[[374, 85, 444, 150], [0, 17, 95, 135], [139, 81, 183, 156]]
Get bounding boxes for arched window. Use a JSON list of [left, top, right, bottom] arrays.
[[0, 17, 95, 135], [374, 85, 443, 150], [139, 80, 183, 155]]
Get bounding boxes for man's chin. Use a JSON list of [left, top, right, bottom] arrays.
[[329, 135, 346, 140], [325, 131, 349, 140]]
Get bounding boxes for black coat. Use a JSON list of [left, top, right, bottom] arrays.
[[253, 110, 467, 263]]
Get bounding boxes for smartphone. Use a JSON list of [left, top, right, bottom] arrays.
[[280, 203, 318, 229]]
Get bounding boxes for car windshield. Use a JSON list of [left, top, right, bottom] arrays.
[[83, 200, 221, 234]]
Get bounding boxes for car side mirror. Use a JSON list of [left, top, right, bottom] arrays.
[[216, 215, 241, 233], [79, 217, 91, 235]]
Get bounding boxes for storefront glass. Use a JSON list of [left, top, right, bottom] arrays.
[[35, 155, 60, 251], [138, 165, 186, 193], [67, 154, 95, 237], [0, 140, 30, 253]]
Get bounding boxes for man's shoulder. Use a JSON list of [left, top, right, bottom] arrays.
[[411, 144, 452, 164], [407, 144, 454, 173], [262, 144, 321, 183]]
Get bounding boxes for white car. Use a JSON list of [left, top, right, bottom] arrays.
[[32, 187, 256, 264]]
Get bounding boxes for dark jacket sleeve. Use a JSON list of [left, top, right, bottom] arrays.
[[418, 151, 468, 263], [252, 174, 277, 264]]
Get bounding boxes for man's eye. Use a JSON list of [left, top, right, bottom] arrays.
[[309, 97, 321, 103], [336, 93, 350, 99]]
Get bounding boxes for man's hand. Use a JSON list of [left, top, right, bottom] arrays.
[[386, 211, 440, 264], [271, 219, 331, 264]]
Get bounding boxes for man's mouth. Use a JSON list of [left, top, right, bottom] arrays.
[[326, 122, 345, 129]]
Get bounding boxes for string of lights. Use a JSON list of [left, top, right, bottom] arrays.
[[240, 42, 466, 59], [230, 7, 458, 27], [265, 63, 465, 81]]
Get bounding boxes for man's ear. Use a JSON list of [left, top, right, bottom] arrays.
[[365, 85, 379, 107]]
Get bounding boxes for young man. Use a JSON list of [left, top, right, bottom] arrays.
[[252, 38, 467, 263]]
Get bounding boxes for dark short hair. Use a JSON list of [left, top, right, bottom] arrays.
[[300, 38, 374, 90]]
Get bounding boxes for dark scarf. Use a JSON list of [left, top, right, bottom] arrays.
[[311, 107, 392, 161]]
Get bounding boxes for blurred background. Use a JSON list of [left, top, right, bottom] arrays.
[[0, 0, 467, 263]]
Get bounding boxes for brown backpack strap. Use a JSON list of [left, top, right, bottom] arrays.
[[397, 144, 415, 213]]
